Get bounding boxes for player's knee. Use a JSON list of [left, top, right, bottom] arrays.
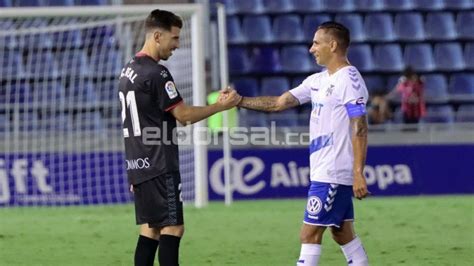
[[300, 225, 323, 243], [140, 224, 160, 240], [330, 227, 353, 245], [161, 225, 184, 237]]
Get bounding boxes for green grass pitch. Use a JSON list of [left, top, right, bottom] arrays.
[[0, 196, 472, 265]]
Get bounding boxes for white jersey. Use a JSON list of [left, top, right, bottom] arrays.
[[290, 66, 368, 186]]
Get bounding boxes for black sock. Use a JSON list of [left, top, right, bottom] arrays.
[[158, 234, 181, 266], [134, 235, 159, 266]]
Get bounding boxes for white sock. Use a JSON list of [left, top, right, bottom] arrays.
[[340, 236, 369, 266], [297, 243, 321, 266]]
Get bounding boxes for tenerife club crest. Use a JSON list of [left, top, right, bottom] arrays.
[[306, 196, 322, 215]]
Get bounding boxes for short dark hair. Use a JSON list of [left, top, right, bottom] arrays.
[[145, 9, 183, 32], [317, 21, 350, 50]]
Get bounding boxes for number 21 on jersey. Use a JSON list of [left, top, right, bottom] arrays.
[[119, 91, 141, 137]]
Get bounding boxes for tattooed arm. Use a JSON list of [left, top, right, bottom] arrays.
[[238, 91, 300, 112], [350, 115, 370, 199]]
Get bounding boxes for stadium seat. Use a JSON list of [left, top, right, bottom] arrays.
[[444, 0, 473, 9], [83, 25, 116, 47], [239, 109, 265, 127], [231, 0, 264, 14], [232, 78, 259, 96], [383, 0, 414, 10], [89, 47, 122, 77], [0, 0, 12, 7], [364, 13, 396, 41], [52, 19, 83, 48], [403, 44, 435, 72], [17, 112, 40, 131], [426, 13, 457, 40], [323, 0, 355, 11], [261, 76, 290, 96], [356, 0, 384, 11], [0, 114, 10, 133], [45, 0, 74, 5], [456, 12, 474, 39], [43, 113, 73, 131], [413, 0, 444, 10], [209, 0, 237, 15], [348, 44, 374, 72], [465, 43, 474, 70], [456, 104, 474, 122], [74, 112, 104, 131], [226, 16, 245, 44], [434, 43, 465, 71], [249, 46, 282, 74], [228, 47, 251, 74], [0, 51, 24, 79], [242, 15, 274, 43], [94, 80, 116, 102], [68, 80, 98, 104], [422, 74, 449, 103], [56, 49, 90, 77], [293, 0, 324, 12], [7, 83, 33, 104], [303, 14, 331, 40], [373, 44, 404, 72], [0, 20, 17, 49], [32, 81, 66, 105], [268, 109, 298, 127], [262, 0, 294, 13], [292, 76, 307, 88], [77, 0, 106, 5], [280, 45, 313, 73], [364, 75, 386, 93], [16, 0, 42, 6], [18, 19, 53, 49], [273, 15, 304, 42], [335, 14, 365, 42], [421, 106, 454, 124], [394, 12, 425, 41], [25, 51, 60, 78], [449, 74, 474, 98]]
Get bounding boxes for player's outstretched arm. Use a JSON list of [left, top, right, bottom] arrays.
[[238, 91, 299, 112], [350, 115, 370, 199], [170, 89, 241, 125]]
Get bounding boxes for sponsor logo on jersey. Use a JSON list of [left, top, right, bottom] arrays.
[[165, 81, 178, 99], [126, 157, 150, 170], [160, 70, 168, 78], [356, 97, 365, 105], [306, 196, 322, 215]]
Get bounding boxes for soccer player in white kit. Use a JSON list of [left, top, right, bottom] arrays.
[[237, 21, 370, 265]]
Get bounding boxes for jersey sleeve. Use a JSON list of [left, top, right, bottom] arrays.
[[289, 76, 312, 105], [150, 68, 183, 112], [341, 71, 369, 118]]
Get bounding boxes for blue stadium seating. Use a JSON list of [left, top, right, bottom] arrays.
[[89, 48, 122, 77], [364, 75, 386, 93], [228, 47, 251, 74], [323, 0, 355, 11], [7, 83, 33, 104], [387, 75, 401, 91], [449, 74, 474, 98], [45, 0, 74, 5], [0, 114, 10, 133], [262, 0, 294, 13], [17, 112, 40, 131], [292, 76, 307, 88], [209, 0, 237, 15], [56, 49, 90, 77], [261, 76, 290, 96], [444, 0, 473, 9], [293, 0, 324, 12], [426, 12, 457, 40], [52, 19, 83, 48], [434, 43, 465, 71], [280, 45, 313, 73], [364, 13, 396, 41], [403, 44, 435, 72], [232, 78, 259, 96], [268, 109, 298, 127], [238, 109, 265, 127], [18, 19, 53, 49], [348, 44, 374, 71], [83, 25, 116, 47], [1, 51, 24, 79], [273, 15, 304, 42], [74, 112, 104, 131], [394, 12, 425, 41], [68, 80, 98, 104], [0, 20, 17, 49], [77, 0, 106, 5], [0, 0, 12, 7], [383, 0, 414, 10], [421, 106, 454, 123], [356, 0, 384, 11], [249, 46, 281, 73], [456, 12, 474, 39], [94, 80, 115, 102], [16, 0, 42, 6], [413, 0, 444, 10], [335, 14, 365, 42], [231, 0, 264, 14], [303, 14, 331, 40], [226, 16, 245, 44], [25, 51, 60, 78], [32, 81, 66, 104], [465, 43, 474, 70], [43, 113, 73, 131], [373, 44, 404, 72], [242, 15, 274, 43], [423, 74, 449, 103], [456, 104, 474, 122]]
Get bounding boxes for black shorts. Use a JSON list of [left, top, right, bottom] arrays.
[[133, 171, 183, 228]]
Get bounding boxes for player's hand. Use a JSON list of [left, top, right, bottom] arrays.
[[130, 184, 134, 193], [217, 87, 242, 109], [353, 173, 370, 200]]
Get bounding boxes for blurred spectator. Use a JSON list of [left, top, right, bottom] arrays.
[[368, 90, 392, 125], [390, 67, 426, 124]]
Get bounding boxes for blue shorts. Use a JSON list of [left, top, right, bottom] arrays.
[[303, 181, 354, 227]]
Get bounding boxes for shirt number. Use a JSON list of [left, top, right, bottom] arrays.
[[119, 91, 141, 137]]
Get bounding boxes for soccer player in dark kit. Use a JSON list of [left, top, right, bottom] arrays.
[[118, 9, 241, 266]]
